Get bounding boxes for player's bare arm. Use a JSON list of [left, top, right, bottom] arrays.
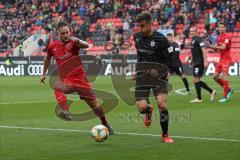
[[71, 37, 89, 48], [40, 55, 52, 83], [201, 47, 208, 67], [186, 56, 192, 66], [209, 43, 227, 51]]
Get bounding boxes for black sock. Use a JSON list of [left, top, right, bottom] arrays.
[[194, 82, 201, 100], [182, 77, 190, 92], [200, 81, 213, 93], [160, 110, 169, 134], [146, 99, 150, 104], [145, 104, 152, 113]]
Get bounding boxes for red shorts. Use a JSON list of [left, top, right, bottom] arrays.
[[215, 60, 231, 75], [54, 77, 96, 101]]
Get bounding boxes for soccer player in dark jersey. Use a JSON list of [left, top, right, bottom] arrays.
[[40, 21, 114, 134], [207, 23, 233, 103], [167, 33, 190, 94], [188, 27, 216, 103], [132, 12, 174, 143]]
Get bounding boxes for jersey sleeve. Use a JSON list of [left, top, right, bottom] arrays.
[[73, 43, 81, 55], [160, 36, 172, 57], [133, 33, 143, 62], [159, 36, 173, 67], [173, 42, 180, 54], [197, 37, 205, 48], [47, 44, 53, 57]]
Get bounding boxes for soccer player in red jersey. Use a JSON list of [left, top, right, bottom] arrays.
[[40, 21, 114, 134], [208, 23, 233, 102]]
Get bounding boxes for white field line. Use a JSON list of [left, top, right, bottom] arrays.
[[0, 101, 54, 105], [174, 88, 240, 95], [0, 125, 240, 142]]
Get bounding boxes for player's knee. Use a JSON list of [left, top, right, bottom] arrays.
[[138, 107, 147, 114], [158, 104, 168, 111], [157, 101, 167, 110], [193, 77, 200, 83], [179, 74, 185, 79], [136, 103, 148, 114], [221, 72, 228, 80]]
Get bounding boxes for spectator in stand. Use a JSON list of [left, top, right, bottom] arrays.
[[236, 20, 240, 32], [210, 31, 218, 45], [1, 0, 239, 56]]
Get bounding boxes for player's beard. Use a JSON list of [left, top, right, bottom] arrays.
[[60, 36, 70, 43], [219, 30, 224, 34]]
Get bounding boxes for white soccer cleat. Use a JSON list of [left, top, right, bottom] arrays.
[[186, 91, 191, 95], [181, 91, 191, 95], [190, 98, 203, 103], [210, 90, 216, 102]]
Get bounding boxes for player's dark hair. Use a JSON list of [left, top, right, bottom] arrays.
[[219, 22, 226, 27], [167, 33, 173, 36], [57, 21, 69, 31], [136, 12, 152, 24]]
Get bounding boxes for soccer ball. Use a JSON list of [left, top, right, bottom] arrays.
[[91, 125, 109, 142]]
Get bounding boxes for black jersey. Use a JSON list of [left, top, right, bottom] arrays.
[[169, 41, 182, 67], [190, 36, 205, 65], [133, 31, 172, 67]]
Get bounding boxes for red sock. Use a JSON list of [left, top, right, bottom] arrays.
[[216, 79, 224, 87], [222, 80, 230, 97], [59, 101, 69, 111], [55, 90, 69, 111], [93, 106, 108, 126]]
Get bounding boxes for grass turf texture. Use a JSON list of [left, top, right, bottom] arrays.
[[0, 76, 239, 160]]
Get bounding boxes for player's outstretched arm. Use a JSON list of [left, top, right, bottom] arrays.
[[71, 37, 89, 48], [40, 55, 52, 83], [208, 43, 227, 51]]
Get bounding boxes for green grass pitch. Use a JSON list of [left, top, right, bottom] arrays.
[[0, 76, 240, 160]]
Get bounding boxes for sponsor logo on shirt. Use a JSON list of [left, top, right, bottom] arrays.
[[168, 46, 173, 53], [66, 43, 72, 49], [150, 40, 155, 47], [199, 42, 205, 47], [58, 52, 72, 60]]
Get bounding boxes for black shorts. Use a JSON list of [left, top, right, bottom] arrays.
[[193, 64, 205, 77], [135, 75, 168, 101], [169, 65, 184, 75]]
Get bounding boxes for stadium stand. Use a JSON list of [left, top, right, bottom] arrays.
[[0, 0, 239, 57]]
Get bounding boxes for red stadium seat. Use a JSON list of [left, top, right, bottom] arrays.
[[231, 48, 240, 53], [231, 37, 240, 43], [231, 43, 240, 48], [89, 27, 95, 32]]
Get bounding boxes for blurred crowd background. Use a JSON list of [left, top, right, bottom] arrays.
[[0, 0, 240, 55]]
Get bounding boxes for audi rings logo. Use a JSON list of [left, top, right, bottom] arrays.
[[28, 65, 43, 75]]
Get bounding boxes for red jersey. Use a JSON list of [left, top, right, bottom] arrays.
[[216, 33, 231, 62], [47, 39, 88, 86]]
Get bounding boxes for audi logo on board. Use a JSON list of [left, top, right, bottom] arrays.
[[27, 65, 43, 75], [0, 63, 240, 76]]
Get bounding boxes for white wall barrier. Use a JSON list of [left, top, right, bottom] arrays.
[[1, 63, 240, 76]]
